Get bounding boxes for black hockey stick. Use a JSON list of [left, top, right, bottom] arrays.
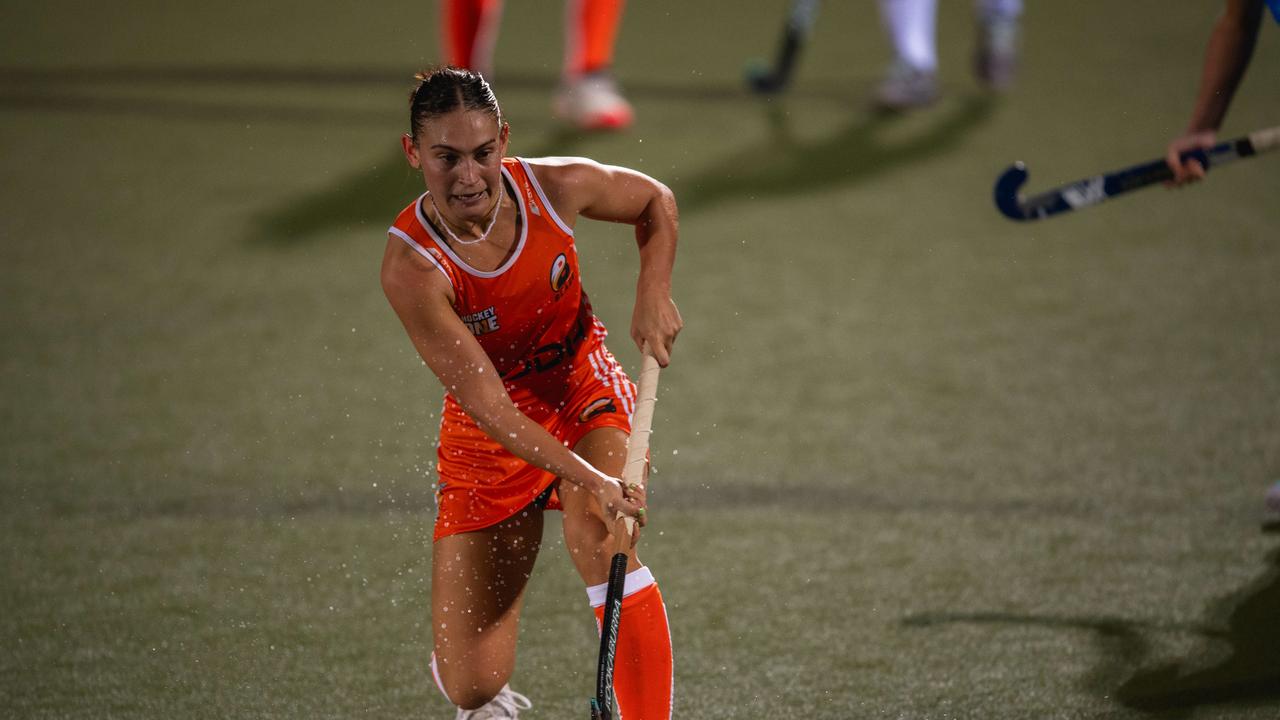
[[589, 533, 629, 720], [745, 0, 821, 94], [590, 351, 660, 720], [994, 126, 1280, 221]]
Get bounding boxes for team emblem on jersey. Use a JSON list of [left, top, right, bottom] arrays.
[[550, 253, 573, 294], [579, 397, 617, 422]]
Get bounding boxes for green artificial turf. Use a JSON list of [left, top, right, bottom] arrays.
[[3, 1, 1279, 717]]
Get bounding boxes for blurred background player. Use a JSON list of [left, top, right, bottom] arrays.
[[875, 0, 1022, 110], [1165, 0, 1276, 185], [441, 0, 634, 130], [1159, 0, 1280, 525], [382, 68, 679, 718]]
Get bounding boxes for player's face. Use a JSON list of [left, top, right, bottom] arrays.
[[403, 109, 509, 225]]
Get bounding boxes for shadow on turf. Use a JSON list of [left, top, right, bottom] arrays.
[[0, 65, 853, 107], [902, 545, 1280, 716], [248, 129, 592, 247], [0, 65, 850, 143], [1, 63, 985, 241], [673, 93, 995, 215], [249, 149, 420, 248], [1112, 545, 1280, 714]]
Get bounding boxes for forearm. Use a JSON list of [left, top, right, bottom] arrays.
[[385, 245, 617, 495], [634, 184, 678, 296], [1187, 0, 1263, 132]]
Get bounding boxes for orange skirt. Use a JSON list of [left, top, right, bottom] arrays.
[[433, 338, 635, 540]]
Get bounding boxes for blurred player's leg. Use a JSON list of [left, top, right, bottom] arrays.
[[441, 0, 504, 78], [974, 0, 1021, 91], [563, 0, 623, 77], [562, 428, 673, 719], [875, 0, 939, 110], [554, 0, 634, 130], [880, 0, 938, 72]]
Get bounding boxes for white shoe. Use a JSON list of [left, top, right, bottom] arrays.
[[553, 72, 634, 131], [455, 684, 532, 720], [873, 59, 939, 111]]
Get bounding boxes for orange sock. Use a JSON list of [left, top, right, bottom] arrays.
[[564, 0, 625, 76], [591, 572, 673, 720], [441, 0, 504, 74]]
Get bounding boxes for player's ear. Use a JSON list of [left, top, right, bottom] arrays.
[[498, 122, 510, 155], [401, 133, 421, 169]]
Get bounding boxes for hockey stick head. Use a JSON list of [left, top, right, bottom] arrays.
[[745, 60, 790, 94], [994, 161, 1031, 221]]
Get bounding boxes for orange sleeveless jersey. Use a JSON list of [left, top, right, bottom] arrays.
[[388, 157, 636, 539]]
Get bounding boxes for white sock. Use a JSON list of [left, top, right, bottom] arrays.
[[585, 566, 655, 608], [878, 0, 938, 71]]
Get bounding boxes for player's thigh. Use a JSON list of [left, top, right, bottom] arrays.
[[561, 427, 642, 585], [431, 506, 545, 683]]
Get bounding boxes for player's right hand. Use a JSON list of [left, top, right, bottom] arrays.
[[593, 476, 646, 529], [1165, 130, 1216, 187]]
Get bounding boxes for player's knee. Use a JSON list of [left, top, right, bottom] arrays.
[[564, 519, 610, 561]]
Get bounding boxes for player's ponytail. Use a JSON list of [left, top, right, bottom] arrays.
[[408, 66, 503, 142]]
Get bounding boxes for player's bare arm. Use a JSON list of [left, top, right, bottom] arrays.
[[1166, 0, 1265, 184], [380, 237, 642, 525], [528, 158, 683, 367]]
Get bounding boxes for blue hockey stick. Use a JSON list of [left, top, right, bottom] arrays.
[[745, 0, 822, 94], [994, 126, 1280, 222]]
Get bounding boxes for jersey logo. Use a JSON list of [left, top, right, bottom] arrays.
[[579, 397, 618, 422], [550, 253, 573, 295], [460, 305, 500, 336], [524, 185, 542, 215]]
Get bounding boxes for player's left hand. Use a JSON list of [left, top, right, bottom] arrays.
[[1165, 130, 1216, 187]]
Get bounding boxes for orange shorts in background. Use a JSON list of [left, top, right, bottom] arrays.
[[433, 339, 635, 541]]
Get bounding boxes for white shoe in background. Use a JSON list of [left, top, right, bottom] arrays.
[[873, 59, 939, 111], [553, 72, 634, 131]]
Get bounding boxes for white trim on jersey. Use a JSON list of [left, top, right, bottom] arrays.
[[518, 158, 576, 237], [388, 210, 455, 290], [413, 166, 529, 279]]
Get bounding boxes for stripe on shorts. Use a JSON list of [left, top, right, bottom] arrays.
[[587, 346, 635, 417]]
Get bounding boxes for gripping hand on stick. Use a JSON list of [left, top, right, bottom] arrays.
[[1165, 130, 1218, 186]]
